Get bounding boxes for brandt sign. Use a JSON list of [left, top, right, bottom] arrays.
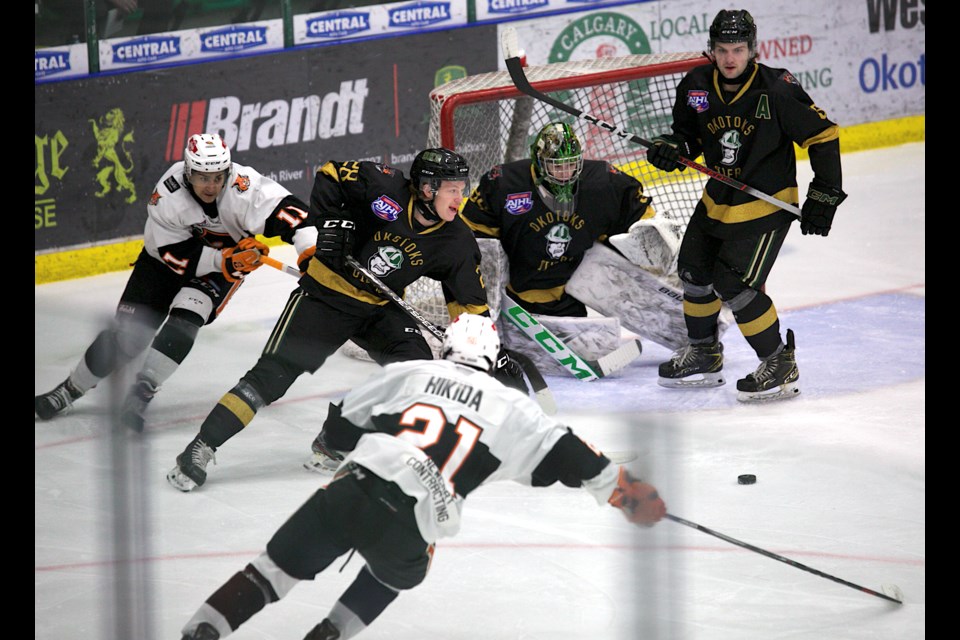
[[167, 79, 369, 159]]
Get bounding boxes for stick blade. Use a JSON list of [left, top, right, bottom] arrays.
[[501, 26, 520, 60], [605, 450, 638, 464], [596, 339, 642, 377], [880, 584, 904, 604]]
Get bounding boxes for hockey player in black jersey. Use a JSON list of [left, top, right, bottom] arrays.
[[178, 314, 666, 640], [34, 133, 318, 430], [168, 148, 515, 491], [462, 121, 653, 318], [459, 121, 691, 372], [647, 9, 847, 402]]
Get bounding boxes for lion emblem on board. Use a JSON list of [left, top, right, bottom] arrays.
[[89, 108, 137, 204]]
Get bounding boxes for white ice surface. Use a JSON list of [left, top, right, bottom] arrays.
[[35, 143, 924, 639]]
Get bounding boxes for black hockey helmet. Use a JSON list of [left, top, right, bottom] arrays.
[[410, 148, 470, 194], [708, 9, 757, 54]]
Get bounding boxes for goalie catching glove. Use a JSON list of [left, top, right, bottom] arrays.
[[220, 237, 269, 282], [647, 134, 691, 173], [800, 178, 847, 237], [608, 467, 666, 526]]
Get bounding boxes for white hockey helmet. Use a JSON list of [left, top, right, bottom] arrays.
[[442, 314, 501, 372], [184, 133, 231, 178]]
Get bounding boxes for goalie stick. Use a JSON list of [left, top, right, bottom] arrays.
[[500, 298, 642, 381], [500, 27, 802, 219], [666, 513, 904, 604], [261, 255, 556, 414]]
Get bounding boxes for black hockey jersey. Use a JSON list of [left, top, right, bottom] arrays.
[[672, 62, 842, 235], [461, 159, 651, 315], [302, 160, 488, 319]]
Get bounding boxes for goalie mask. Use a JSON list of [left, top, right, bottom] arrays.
[[184, 133, 232, 179], [531, 122, 583, 216], [442, 314, 501, 373], [410, 148, 470, 222]]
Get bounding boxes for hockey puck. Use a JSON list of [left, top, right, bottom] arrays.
[[737, 474, 757, 485]]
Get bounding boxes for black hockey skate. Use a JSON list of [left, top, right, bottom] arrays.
[[736, 329, 800, 402], [303, 619, 341, 640], [657, 341, 725, 388], [181, 622, 220, 640], [167, 436, 216, 492], [303, 432, 344, 474], [35, 378, 83, 420], [119, 377, 158, 432]]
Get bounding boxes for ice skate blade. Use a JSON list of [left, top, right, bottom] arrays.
[[657, 373, 725, 389], [737, 382, 801, 403], [167, 467, 199, 492], [303, 453, 340, 475]]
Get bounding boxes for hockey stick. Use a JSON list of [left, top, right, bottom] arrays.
[[500, 298, 642, 381], [500, 27, 802, 219], [260, 255, 301, 277], [665, 513, 904, 604], [261, 254, 556, 413], [343, 256, 558, 415]]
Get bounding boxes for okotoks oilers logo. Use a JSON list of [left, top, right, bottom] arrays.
[[369, 245, 403, 276]]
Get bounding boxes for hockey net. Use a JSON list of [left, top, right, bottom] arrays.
[[345, 51, 710, 361]]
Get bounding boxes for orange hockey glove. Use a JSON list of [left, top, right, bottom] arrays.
[[298, 246, 316, 274], [608, 467, 666, 526], [221, 237, 269, 282]]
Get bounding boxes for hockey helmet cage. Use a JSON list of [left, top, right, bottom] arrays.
[[708, 9, 757, 53], [531, 122, 583, 203], [442, 314, 501, 372], [185, 133, 231, 178], [410, 148, 470, 194]]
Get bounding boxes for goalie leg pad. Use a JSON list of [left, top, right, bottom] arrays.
[[498, 314, 621, 376], [567, 243, 733, 352]]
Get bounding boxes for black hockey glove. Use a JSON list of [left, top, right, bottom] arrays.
[[315, 219, 356, 270], [493, 348, 530, 395], [647, 135, 690, 173], [800, 179, 847, 237]]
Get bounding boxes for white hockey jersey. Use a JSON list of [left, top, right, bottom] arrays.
[[143, 161, 316, 277], [334, 359, 619, 543]]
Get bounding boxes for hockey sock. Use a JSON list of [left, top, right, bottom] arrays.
[[328, 566, 400, 637], [199, 380, 265, 447], [205, 563, 278, 631], [138, 311, 203, 387]]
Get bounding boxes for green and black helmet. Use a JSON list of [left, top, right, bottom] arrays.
[[530, 122, 583, 204]]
